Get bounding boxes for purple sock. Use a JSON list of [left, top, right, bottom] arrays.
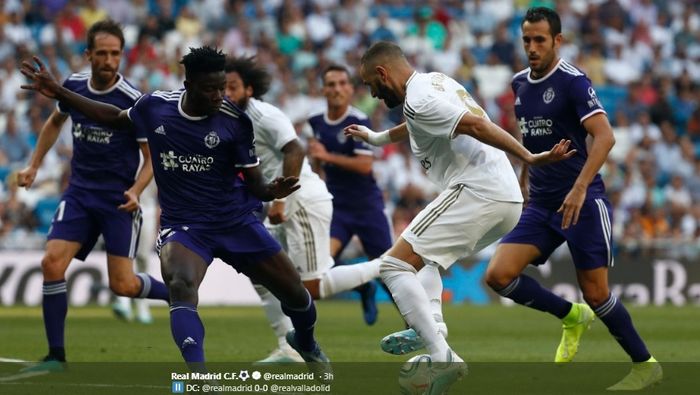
[[496, 275, 572, 319], [42, 280, 67, 360], [137, 273, 169, 301], [170, 302, 205, 363], [281, 291, 317, 351], [593, 293, 651, 362]]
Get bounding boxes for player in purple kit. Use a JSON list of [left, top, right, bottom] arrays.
[[307, 65, 393, 325], [21, 47, 331, 376], [16, 20, 168, 371], [485, 8, 661, 390]]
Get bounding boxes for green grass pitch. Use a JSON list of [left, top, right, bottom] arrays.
[[1, 302, 698, 394]]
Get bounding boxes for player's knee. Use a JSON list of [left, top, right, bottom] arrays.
[[379, 256, 415, 282], [167, 276, 196, 301], [582, 288, 610, 308], [484, 265, 514, 291], [41, 252, 69, 278]]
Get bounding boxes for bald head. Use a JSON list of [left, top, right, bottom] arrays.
[[359, 42, 414, 109]]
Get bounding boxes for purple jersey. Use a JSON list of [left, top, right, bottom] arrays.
[[58, 72, 144, 192], [308, 107, 384, 211], [127, 90, 262, 230], [512, 59, 607, 209]]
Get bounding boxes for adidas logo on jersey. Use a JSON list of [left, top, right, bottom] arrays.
[[154, 125, 166, 135], [515, 97, 522, 106]]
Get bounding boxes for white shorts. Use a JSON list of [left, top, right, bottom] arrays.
[[401, 184, 522, 269], [266, 199, 334, 281]]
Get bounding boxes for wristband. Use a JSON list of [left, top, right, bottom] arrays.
[[368, 129, 392, 146]]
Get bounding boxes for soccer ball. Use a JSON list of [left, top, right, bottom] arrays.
[[398, 354, 432, 395]]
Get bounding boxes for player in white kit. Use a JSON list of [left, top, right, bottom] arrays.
[[224, 56, 382, 363], [345, 42, 574, 394]]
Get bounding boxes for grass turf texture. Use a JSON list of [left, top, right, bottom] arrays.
[[1, 302, 698, 394]]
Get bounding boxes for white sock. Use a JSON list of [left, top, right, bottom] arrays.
[[381, 256, 451, 362], [417, 262, 448, 338], [254, 284, 293, 348], [318, 258, 381, 299]]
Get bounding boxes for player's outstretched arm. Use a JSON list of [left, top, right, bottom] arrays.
[[343, 123, 409, 146], [242, 165, 300, 202], [20, 56, 133, 130], [455, 113, 576, 166]]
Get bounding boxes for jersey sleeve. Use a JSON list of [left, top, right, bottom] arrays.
[[260, 108, 297, 151], [410, 94, 467, 139], [352, 117, 375, 156], [56, 78, 72, 114], [126, 94, 151, 132], [233, 114, 260, 168], [569, 76, 606, 123]]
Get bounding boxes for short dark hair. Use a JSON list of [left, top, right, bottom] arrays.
[[322, 64, 351, 84], [224, 56, 271, 99], [360, 41, 406, 67], [86, 19, 124, 50], [522, 7, 562, 37], [180, 46, 226, 81]]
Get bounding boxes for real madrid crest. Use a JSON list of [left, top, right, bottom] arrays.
[[543, 87, 555, 104], [204, 131, 220, 148]]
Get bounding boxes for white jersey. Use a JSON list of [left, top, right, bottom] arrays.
[[403, 72, 522, 203], [245, 98, 332, 215]]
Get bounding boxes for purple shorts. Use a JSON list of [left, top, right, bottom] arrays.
[[331, 207, 392, 259], [501, 198, 614, 269], [48, 185, 141, 260], [156, 216, 282, 269]]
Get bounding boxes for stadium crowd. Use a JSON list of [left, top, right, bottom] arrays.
[[0, 0, 699, 259]]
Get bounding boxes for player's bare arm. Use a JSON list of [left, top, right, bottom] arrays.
[[343, 123, 409, 146], [17, 109, 68, 188], [454, 112, 576, 166], [557, 112, 615, 229], [242, 165, 300, 202], [308, 139, 373, 175], [118, 142, 153, 212], [268, 139, 305, 224], [21, 56, 133, 130]]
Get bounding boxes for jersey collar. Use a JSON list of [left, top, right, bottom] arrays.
[[178, 91, 208, 121], [323, 106, 351, 125], [405, 71, 418, 90], [87, 73, 122, 95], [527, 58, 562, 84]]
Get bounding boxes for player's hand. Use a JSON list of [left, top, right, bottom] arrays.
[[308, 140, 330, 162], [343, 124, 372, 143], [528, 139, 576, 166], [118, 189, 140, 212], [267, 199, 287, 225], [20, 56, 62, 99], [557, 184, 586, 229], [269, 176, 300, 200], [17, 166, 38, 189]]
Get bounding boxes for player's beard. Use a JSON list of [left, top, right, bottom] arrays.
[[377, 84, 402, 108]]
